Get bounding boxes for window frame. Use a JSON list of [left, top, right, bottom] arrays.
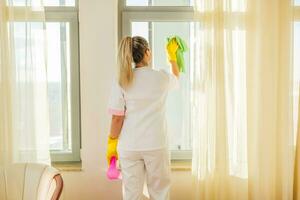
[[7, 1, 81, 162], [296, 6, 300, 20], [120, 1, 195, 161], [45, 7, 81, 162]]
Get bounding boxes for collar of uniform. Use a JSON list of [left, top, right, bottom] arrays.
[[134, 66, 151, 70]]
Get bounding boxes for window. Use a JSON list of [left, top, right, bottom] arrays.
[[120, 2, 195, 160], [9, 0, 80, 162], [120, 0, 247, 166]]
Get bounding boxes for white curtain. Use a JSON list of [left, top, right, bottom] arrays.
[[191, 0, 299, 199], [295, 87, 300, 199], [0, 0, 50, 166]]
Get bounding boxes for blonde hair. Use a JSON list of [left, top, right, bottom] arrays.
[[118, 36, 133, 89], [117, 36, 149, 89]]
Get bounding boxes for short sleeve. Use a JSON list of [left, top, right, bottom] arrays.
[[159, 69, 179, 91], [108, 81, 126, 116]]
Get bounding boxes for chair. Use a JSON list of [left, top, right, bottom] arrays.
[[0, 163, 63, 200]]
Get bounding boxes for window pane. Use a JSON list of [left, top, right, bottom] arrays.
[[132, 22, 149, 41], [11, 21, 78, 161], [126, 0, 193, 6], [296, 0, 300, 6], [131, 21, 193, 151], [294, 22, 300, 146], [46, 22, 72, 151], [9, 0, 75, 6]]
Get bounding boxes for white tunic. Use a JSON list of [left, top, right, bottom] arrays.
[[108, 67, 178, 151]]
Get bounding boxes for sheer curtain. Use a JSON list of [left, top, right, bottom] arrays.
[[191, 0, 299, 199], [0, 0, 50, 166], [295, 88, 300, 199]]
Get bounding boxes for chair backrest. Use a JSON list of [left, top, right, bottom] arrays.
[[0, 163, 63, 200]]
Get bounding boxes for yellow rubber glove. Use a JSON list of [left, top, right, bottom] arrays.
[[106, 136, 118, 165], [166, 39, 179, 62]]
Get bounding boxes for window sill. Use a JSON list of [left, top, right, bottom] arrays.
[[171, 160, 191, 171], [51, 161, 82, 172], [51, 160, 191, 172]]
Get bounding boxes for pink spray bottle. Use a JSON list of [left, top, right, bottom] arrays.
[[106, 156, 121, 180]]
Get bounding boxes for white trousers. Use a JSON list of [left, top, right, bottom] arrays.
[[119, 148, 171, 200]]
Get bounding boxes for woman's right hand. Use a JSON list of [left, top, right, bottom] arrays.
[[166, 39, 178, 62], [107, 136, 118, 165]]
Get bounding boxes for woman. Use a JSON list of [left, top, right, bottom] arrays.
[[106, 36, 179, 200]]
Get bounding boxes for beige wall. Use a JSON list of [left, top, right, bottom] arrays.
[[60, 1, 195, 199]]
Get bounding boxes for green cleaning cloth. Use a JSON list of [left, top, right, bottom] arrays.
[[166, 35, 188, 73]]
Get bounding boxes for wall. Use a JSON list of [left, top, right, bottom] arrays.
[[60, 1, 195, 199]]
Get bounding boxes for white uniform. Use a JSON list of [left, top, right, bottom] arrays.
[[108, 67, 178, 200]]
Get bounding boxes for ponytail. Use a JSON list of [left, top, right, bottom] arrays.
[[117, 36, 149, 89], [117, 36, 133, 89]]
